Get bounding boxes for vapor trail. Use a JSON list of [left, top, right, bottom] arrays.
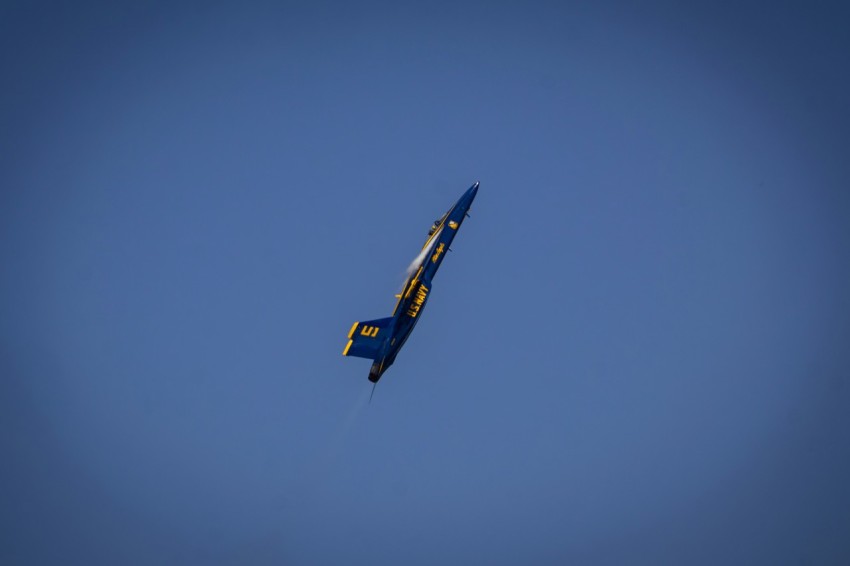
[[404, 226, 443, 280]]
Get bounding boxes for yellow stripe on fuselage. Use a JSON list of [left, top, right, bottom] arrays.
[[347, 322, 359, 339], [392, 276, 412, 315], [342, 339, 353, 356], [405, 266, 424, 298]]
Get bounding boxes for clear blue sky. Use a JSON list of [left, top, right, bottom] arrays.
[[2, 1, 849, 564]]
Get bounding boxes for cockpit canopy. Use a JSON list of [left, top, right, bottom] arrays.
[[427, 219, 441, 236]]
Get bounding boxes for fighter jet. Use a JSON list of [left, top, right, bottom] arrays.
[[343, 181, 480, 384]]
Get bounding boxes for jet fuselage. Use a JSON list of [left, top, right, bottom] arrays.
[[342, 182, 479, 383]]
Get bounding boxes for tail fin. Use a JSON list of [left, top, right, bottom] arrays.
[[342, 317, 393, 360]]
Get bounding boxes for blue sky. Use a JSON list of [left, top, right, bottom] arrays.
[[2, 1, 849, 564]]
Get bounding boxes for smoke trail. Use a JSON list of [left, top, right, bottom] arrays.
[[290, 386, 371, 506], [324, 385, 371, 460]]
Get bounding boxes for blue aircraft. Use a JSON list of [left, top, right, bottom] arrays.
[[343, 182, 480, 385]]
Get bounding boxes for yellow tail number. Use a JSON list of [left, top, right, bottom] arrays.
[[360, 325, 379, 338]]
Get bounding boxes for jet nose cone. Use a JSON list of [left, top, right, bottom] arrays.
[[458, 181, 479, 209]]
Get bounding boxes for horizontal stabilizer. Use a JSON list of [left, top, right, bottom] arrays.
[[342, 317, 393, 359]]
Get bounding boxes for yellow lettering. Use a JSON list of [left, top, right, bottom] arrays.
[[407, 284, 429, 317], [431, 243, 445, 263]]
